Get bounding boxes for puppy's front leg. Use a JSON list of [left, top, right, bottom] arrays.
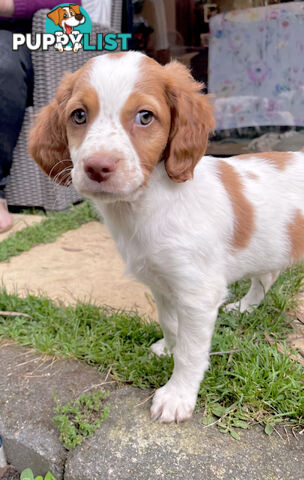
[[151, 278, 227, 423]]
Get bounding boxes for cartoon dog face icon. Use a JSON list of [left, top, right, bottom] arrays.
[[47, 4, 85, 35]]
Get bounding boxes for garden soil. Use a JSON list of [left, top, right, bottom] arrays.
[[0, 216, 157, 321]]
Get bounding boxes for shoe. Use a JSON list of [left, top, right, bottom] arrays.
[[0, 198, 13, 234]]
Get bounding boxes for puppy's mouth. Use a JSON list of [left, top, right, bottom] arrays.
[[65, 24, 73, 34], [72, 170, 141, 197]]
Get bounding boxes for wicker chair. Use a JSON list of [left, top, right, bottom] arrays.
[[6, 2, 122, 210]]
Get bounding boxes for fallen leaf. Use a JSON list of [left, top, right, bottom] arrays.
[[0, 311, 32, 319], [297, 312, 304, 324], [265, 423, 274, 435], [264, 331, 275, 344], [276, 342, 304, 366]]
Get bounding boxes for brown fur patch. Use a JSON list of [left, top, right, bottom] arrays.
[[28, 61, 96, 185], [120, 58, 171, 181], [237, 152, 293, 170], [217, 160, 255, 249], [108, 52, 127, 60], [163, 61, 215, 182], [288, 210, 304, 261], [121, 56, 215, 183], [66, 86, 99, 150]]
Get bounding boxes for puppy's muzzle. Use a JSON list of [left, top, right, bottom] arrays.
[[84, 155, 119, 183]]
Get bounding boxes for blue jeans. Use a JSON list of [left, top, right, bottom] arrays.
[[0, 30, 33, 198]]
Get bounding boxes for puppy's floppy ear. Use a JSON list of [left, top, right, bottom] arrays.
[[163, 61, 215, 183], [70, 4, 81, 15], [47, 7, 61, 25], [28, 72, 76, 186]]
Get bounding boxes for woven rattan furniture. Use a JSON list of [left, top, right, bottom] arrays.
[[6, 2, 122, 210]]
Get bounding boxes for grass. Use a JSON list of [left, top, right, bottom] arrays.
[[0, 201, 99, 262], [53, 389, 109, 450], [0, 265, 303, 437]]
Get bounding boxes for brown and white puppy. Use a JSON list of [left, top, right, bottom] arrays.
[[47, 4, 85, 52], [29, 52, 304, 423]]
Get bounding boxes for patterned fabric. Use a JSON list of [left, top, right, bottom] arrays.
[[209, 2, 304, 130]]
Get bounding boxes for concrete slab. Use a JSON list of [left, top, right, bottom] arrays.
[[0, 222, 157, 321], [0, 343, 303, 480], [65, 387, 304, 480], [0, 342, 113, 479]]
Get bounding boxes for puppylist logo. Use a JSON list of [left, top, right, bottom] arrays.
[[12, 3, 131, 53]]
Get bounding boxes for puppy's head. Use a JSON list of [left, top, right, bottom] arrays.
[[29, 52, 215, 202], [47, 5, 84, 30]]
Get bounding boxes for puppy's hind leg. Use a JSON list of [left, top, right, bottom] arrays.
[[226, 270, 280, 313], [150, 291, 178, 357]]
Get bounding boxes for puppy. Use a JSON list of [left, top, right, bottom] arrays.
[[47, 4, 85, 52], [29, 52, 304, 423]]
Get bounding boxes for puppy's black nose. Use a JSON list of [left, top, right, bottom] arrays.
[[75, 13, 83, 21]]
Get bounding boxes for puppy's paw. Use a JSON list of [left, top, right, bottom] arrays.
[[224, 301, 239, 312], [73, 42, 83, 52], [150, 338, 171, 357], [55, 43, 63, 52], [151, 384, 196, 423], [225, 301, 254, 313]]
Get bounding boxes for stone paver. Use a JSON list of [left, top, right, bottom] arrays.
[[65, 387, 304, 480], [1, 343, 303, 480], [0, 342, 112, 479]]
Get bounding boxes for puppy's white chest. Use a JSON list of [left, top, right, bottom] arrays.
[[118, 232, 166, 289], [104, 219, 170, 295]]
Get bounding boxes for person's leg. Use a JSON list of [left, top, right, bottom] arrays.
[[0, 30, 33, 231]]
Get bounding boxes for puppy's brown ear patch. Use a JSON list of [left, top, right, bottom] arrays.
[[69, 4, 81, 15], [29, 103, 72, 185], [47, 7, 61, 25], [164, 61, 215, 183], [28, 72, 78, 186]]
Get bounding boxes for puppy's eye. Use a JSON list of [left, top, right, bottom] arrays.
[[63, 12, 68, 18], [135, 110, 154, 126], [72, 109, 87, 125], [70, 11, 75, 16]]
